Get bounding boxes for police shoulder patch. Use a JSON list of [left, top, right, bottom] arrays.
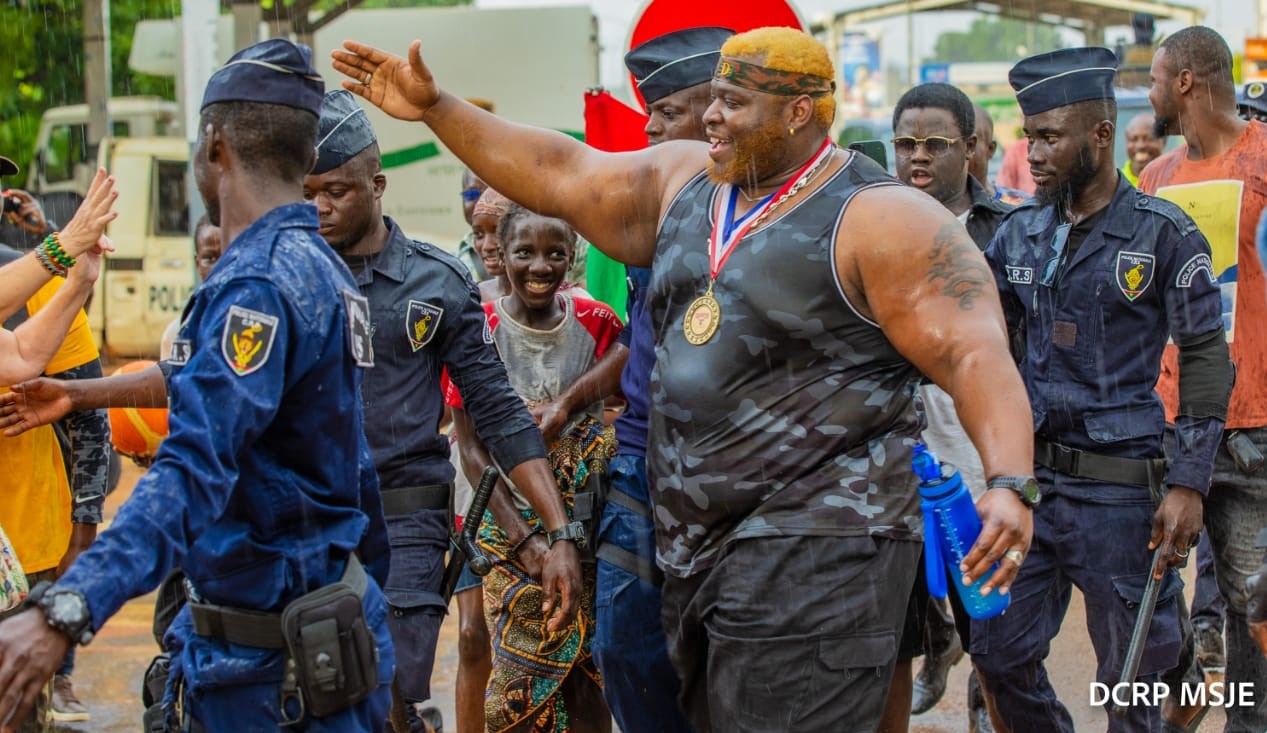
[[1116, 251, 1156, 302], [1175, 253, 1216, 288], [221, 305, 279, 376], [344, 290, 374, 368], [406, 299, 444, 352]]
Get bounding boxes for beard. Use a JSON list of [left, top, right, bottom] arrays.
[[1152, 115, 1175, 139], [708, 115, 790, 187], [1034, 142, 1099, 208]]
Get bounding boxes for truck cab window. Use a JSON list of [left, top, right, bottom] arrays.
[[153, 160, 189, 236], [44, 124, 87, 184]]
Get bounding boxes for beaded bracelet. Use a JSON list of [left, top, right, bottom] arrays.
[[509, 527, 544, 559], [34, 243, 67, 277], [42, 232, 75, 269]]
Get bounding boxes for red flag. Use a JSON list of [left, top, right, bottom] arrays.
[[581, 90, 648, 317], [583, 89, 649, 153]]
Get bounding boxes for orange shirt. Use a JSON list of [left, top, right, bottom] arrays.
[[0, 279, 98, 573], [1139, 121, 1267, 429], [998, 137, 1036, 195]]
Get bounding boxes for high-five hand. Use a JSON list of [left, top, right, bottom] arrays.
[[331, 40, 439, 122]]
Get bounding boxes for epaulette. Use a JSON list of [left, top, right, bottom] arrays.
[[1133, 190, 1199, 238], [407, 238, 480, 287]]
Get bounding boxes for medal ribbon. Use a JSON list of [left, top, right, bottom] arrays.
[[708, 137, 834, 280]]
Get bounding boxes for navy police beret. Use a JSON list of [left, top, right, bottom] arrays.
[[201, 38, 324, 116], [1009, 47, 1119, 116], [625, 27, 734, 105], [1238, 81, 1267, 117], [313, 90, 377, 175]]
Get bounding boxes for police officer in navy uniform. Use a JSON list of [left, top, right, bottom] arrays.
[[0, 39, 400, 731], [303, 89, 583, 732], [972, 47, 1232, 733]]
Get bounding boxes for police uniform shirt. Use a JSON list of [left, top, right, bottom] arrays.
[[985, 174, 1224, 495], [58, 203, 389, 627], [357, 217, 544, 490]]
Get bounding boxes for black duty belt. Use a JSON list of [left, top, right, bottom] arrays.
[[1034, 437, 1166, 489], [188, 555, 367, 649], [380, 483, 450, 516]]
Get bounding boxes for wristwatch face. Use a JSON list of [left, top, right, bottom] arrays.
[[1018, 477, 1041, 506], [43, 589, 91, 644], [48, 592, 87, 626], [989, 476, 1041, 507]]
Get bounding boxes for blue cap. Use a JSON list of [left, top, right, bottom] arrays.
[[313, 90, 377, 175], [625, 27, 734, 104], [1009, 47, 1119, 116], [1238, 81, 1267, 117], [201, 38, 324, 116]]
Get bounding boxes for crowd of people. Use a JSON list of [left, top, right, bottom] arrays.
[[0, 17, 1264, 733]]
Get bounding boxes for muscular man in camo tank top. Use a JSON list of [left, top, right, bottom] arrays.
[[338, 25, 1037, 733]]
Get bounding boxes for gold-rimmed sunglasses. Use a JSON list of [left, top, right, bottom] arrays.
[[892, 135, 963, 157]]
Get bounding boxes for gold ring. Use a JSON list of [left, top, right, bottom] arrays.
[[1004, 549, 1024, 565]]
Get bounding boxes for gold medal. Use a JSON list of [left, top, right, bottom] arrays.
[[683, 284, 721, 345], [690, 139, 833, 348]]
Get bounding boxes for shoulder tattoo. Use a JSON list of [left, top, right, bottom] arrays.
[[925, 222, 992, 311]]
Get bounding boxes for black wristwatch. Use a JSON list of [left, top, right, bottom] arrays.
[[986, 475, 1042, 508], [22, 582, 94, 646], [546, 521, 587, 550]]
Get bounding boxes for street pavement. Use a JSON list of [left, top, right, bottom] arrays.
[[63, 462, 1225, 732]]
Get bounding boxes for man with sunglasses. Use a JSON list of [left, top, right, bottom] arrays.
[[975, 47, 1231, 733], [885, 82, 1011, 733]]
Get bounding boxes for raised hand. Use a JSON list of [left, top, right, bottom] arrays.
[[66, 236, 114, 288], [3, 189, 48, 234], [331, 40, 439, 122], [59, 169, 118, 258]]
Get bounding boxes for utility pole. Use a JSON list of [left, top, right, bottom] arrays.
[[181, 0, 219, 229], [82, 0, 112, 161]]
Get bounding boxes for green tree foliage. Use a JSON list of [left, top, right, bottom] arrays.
[[929, 17, 1066, 64], [0, 0, 469, 178], [0, 0, 180, 176]]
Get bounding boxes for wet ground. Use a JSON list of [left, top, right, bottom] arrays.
[[66, 462, 1225, 732]]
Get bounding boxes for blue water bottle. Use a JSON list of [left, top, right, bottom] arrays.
[[914, 444, 1010, 619]]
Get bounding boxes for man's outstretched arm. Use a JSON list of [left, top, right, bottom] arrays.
[[0, 363, 168, 437], [330, 40, 706, 267]]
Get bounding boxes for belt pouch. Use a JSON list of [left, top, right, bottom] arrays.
[[279, 580, 377, 718]]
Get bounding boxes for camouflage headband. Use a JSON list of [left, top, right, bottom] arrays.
[[714, 56, 835, 97]]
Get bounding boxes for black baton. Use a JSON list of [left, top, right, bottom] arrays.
[[1111, 545, 1168, 717], [439, 466, 499, 606]]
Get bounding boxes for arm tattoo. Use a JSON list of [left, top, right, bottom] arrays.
[[926, 222, 992, 311]]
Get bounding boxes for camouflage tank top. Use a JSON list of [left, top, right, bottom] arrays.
[[648, 151, 924, 578]]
